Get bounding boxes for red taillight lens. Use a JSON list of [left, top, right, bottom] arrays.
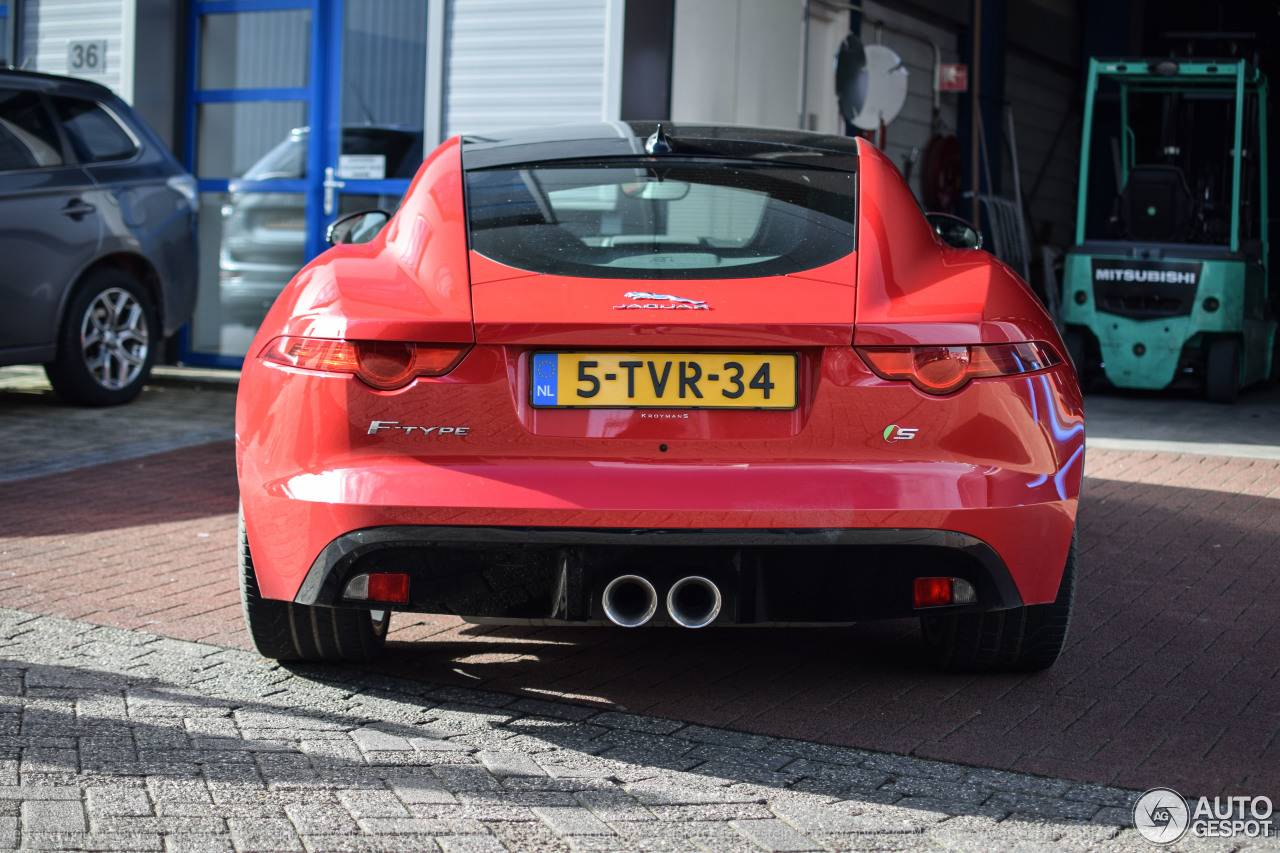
[[367, 573, 409, 603], [856, 342, 1061, 395], [913, 577, 953, 608], [261, 337, 469, 390]]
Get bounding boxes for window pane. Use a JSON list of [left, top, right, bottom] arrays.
[[199, 10, 311, 90], [51, 97, 138, 163], [466, 163, 858, 279], [0, 89, 63, 171], [196, 101, 307, 178]]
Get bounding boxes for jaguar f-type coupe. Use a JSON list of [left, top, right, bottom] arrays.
[[235, 122, 1084, 672]]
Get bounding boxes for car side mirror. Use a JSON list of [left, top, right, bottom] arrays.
[[327, 209, 391, 246], [925, 212, 983, 250]]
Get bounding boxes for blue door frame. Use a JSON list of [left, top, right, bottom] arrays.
[[179, 0, 416, 368]]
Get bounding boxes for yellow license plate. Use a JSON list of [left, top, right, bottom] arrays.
[[531, 352, 797, 409]]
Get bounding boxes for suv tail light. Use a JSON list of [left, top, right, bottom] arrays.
[[262, 337, 470, 390], [856, 342, 1060, 395]]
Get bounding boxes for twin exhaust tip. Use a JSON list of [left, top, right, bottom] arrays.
[[602, 574, 722, 629]]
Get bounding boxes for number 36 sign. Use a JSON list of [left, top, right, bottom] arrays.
[[67, 40, 108, 74]]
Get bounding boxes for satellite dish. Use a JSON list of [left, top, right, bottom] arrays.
[[837, 42, 910, 131], [835, 35, 868, 125]]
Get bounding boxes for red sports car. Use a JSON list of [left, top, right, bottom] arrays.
[[235, 123, 1084, 672]]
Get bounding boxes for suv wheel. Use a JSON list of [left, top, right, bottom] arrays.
[[920, 532, 1076, 672], [45, 270, 157, 406]]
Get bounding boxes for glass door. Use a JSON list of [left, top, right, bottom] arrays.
[[323, 0, 427, 234], [184, 0, 323, 364], [182, 0, 427, 365]]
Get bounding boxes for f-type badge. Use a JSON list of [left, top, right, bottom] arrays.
[[614, 291, 709, 310]]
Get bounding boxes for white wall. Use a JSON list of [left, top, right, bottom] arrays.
[[670, 0, 806, 129], [19, 0, 133, 103], [801, 0, 849, 135]]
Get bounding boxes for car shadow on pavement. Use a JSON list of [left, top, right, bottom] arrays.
[[355, 473, 1280, 802], [0, 654, 1136, 848]]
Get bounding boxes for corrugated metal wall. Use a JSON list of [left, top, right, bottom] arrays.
[[19, 0, 128, 99], [342, 0, 427, 128], [443, 0, 609, 138], [1002, 54, 1078, 248]]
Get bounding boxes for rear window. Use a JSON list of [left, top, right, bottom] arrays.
[[0, 89, 64, 171], [465, 161, 857, 279], [51, 96, 138, 163]]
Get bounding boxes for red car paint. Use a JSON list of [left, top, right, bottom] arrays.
[[236, 131, 1082, 623]]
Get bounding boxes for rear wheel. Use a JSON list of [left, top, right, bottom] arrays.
[[45, 270, 157, 406], [1205, 338, 1240, 403], [239, 509, 389, 662], [920, 533, 1076, 672]]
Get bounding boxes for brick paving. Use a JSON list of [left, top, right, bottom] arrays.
[[0, 608, 1220, 852], [3, 366, 1280, 849]]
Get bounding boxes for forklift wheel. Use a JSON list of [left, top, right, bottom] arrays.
[[1205, 338, 1240, 404], [1268, 328, 1280, 390]]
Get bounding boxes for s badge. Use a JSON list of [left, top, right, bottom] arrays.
[[883, 425, 918, 442]]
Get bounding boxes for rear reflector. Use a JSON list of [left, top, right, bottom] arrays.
[[343, 573, 409, 603], [856, 342, 1061, 395], [262, 337, 470, 390], [913, 577, 978, 608]]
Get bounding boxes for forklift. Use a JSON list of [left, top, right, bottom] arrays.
[[1061, 56, 1276, 402]]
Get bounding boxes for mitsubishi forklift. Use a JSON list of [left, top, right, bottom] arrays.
[[1061, 56, 1276, 402]]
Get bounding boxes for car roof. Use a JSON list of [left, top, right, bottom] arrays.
[[0, 67, 117, 99], [461, 121, 860, 171]]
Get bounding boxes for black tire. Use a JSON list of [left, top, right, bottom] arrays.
[[1266, 327, 1280, 390], [1062, 327, 1098, 388], [45, 269, 158, 406], [920, 533, 1076, 672], [1205, 337, 1240, 404], [239, 509, 389, 662], [1062, 328, 1087, 376]]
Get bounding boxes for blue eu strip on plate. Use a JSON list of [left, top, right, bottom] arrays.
[[532, 353, 558, 406]]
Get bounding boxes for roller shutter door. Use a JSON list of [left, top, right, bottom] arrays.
[[443, 0, 610, 139], [19, 0, 131, 101]]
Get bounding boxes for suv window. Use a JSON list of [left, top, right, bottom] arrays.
[[466, 161, 857, 279], [51, 96, 138, 163], [0, 89, 65, 171]]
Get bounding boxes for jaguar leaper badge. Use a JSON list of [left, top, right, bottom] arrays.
[[614, 291, 709, 310]]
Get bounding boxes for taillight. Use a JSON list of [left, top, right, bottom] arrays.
[[261, 337, 470, 390], [856, 342, 1061, 395]]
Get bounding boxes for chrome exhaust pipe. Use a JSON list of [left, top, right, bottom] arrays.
[[602, 575, 658, 627], [666, 576, 722, 629]]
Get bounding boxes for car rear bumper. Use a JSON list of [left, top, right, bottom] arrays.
[[293, 525, 1025, 625], [240, 456, 1079, 611]]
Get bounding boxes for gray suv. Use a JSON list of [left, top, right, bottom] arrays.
[[0, 70, 197, 405]]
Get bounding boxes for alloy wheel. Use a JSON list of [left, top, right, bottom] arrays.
[[79, 287, 150, 390]]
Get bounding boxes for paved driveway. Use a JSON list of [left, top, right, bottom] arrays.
[[2, 365, 1278, 851]]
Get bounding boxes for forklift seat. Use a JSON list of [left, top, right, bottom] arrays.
[[1119, 165, 1193, 241]]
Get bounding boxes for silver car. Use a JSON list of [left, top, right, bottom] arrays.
[[0, 69, 197, 405]]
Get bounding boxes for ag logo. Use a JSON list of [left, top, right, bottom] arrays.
[[1134, 788, 1189, 844], [883, 425, 918, 442]]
